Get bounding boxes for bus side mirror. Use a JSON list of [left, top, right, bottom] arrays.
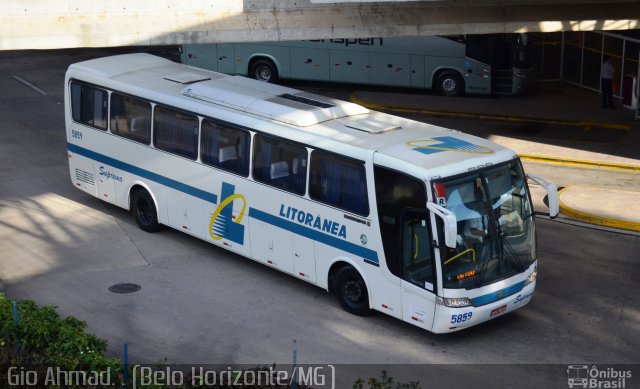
[[527, 173, 559, 219], [427, 202, 457, 248]]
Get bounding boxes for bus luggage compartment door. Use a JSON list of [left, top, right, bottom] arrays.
[[330, 49, 370, 84], [94, 163, 117, 205], [292, 236, 316, 283], [249, 218, 294, 274], [370, 52, 411, 87], [410, 55, 425, 88], [290, 47, 330, 81]]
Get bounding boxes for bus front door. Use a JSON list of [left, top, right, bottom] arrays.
[[400, 210, 437, 330]]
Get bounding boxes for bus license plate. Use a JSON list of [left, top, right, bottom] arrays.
[[490, 305, 507, 317]]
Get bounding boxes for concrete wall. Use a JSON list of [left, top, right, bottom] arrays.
[[1, 0, 639, 50]]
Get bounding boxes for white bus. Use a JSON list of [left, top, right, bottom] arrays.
[[181, 34, 536, 96], [65, 53, 558, 333]]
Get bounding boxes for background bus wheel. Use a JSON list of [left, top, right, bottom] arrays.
[[132, 189, 161, 232], [250, 59, 278, 83], [335, 266, 371, 316], [436, 71, 464, 96]]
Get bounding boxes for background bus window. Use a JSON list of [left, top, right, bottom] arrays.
[[309, 150, 368, 216], [70, 81, 108, 130], [252, 134, 306, 195], [110, 93, 151, 145], [201, 119, 250, 176], [153, 106, 198, 160]]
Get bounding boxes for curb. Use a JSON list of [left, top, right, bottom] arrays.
[[350, 93, 634, 131], [558, 185, 640, 232], [519, 154, 640, 173]]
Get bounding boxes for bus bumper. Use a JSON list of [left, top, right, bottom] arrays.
[[431, 281, 536, 334]]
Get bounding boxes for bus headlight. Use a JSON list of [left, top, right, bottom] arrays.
[[437, 296, 472, 308], [524, 270, 537, 287]]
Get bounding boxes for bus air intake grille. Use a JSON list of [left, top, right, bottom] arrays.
[[75, 168, 95, 186], [277, 94, 335, 109]]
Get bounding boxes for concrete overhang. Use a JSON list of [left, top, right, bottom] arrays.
[[1, 0, 639, 50]]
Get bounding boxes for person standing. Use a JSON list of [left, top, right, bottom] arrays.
[[601, 56, 615, 108]]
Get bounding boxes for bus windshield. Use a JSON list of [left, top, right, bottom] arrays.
[[434, 160, 535, 289]]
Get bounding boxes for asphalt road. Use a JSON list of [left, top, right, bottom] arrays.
[[1, 48, 639, 388]]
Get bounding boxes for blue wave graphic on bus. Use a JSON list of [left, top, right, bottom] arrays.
[[407, 136, 494, 155], [209, 182, 246, 245]]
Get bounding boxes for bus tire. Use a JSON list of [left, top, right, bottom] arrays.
[[335, 266, 371, 316], [436, 71, 464, 97], [250, 59, 278, 83], [131, 189, 161, 233]]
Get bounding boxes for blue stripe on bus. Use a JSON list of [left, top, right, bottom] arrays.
[[470, 280, 526, 307], [67, 143, 218, 204], [249, 207, 379, 263], [69, 142, 378, 263]]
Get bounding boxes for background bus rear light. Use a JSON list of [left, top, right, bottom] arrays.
[[267, 260, 273, 264], [299, 272, 305, 277]]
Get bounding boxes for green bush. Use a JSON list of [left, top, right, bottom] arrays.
[[353, 370, 421, 389], [0, 293, 123, 386]]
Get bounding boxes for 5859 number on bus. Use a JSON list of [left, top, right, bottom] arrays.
[[451, 312, 472, 323]]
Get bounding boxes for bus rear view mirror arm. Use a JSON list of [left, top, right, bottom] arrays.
[[427, 202, 457, 248], [526, 173, 559, 219]]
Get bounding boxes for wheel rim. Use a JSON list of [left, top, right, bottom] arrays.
[[442, 78, 458, 94], [343, 279, 364, 305], [136, 199, 153, 225], [256, 66, 271, 81]]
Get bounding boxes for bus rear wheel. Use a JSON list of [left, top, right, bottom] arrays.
[[436, 71, 464, 97], [250, 59, 278, 83], [131, 189, 161, 233], [335, 266, 371, 316]]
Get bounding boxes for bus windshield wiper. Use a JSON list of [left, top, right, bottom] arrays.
[[474, 240, 494, 287], [497, 226, 525, 272]]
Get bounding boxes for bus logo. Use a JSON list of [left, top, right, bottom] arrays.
[[407, 136, 494, 155], [567, 365, 589, 388], [209, 182, 247, 245]]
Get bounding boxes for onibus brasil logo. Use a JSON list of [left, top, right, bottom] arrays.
[[407, 136, 494, 155], [209, 182, 246, 245], [567, 365, 632, 388]]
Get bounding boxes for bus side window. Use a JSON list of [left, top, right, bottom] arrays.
[[309, 150, 369, 216], [252, 134, 306, 195], [109, 93, 151, 145], [153, 106, 198, 160], [201, 119, 250, 177], [70, 81, 108, 131]]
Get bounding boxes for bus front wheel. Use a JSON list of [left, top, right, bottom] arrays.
[[436, 71, 464, 97], [131, 189, 161, 233], [250, 59, 278, 83], [335, 266, 371, 316]]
